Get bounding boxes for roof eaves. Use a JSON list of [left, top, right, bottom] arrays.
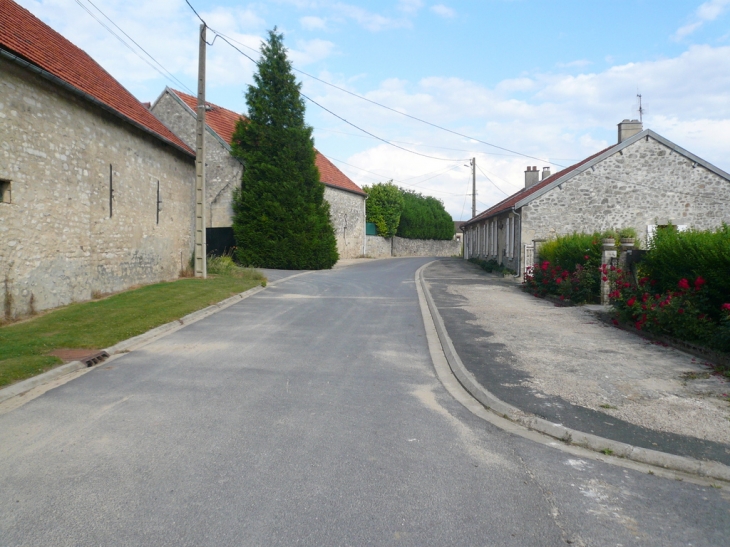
[[323, 181, 367, 197], [1, 48, 195, 158], [513, 141, 626, 209]]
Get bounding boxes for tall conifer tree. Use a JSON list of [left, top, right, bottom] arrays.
[[231, 28, 338, 269]]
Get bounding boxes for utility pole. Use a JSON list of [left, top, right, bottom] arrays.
[[471, 157, 476, 219], [194, 24, 207, 278]]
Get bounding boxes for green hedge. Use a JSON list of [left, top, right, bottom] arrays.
[[396, 190, 454, 240], [640, 224, 730, 321]]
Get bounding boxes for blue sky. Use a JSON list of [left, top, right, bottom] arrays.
[[17, 0, 730, 219]]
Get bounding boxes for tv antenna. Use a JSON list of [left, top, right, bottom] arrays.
[[637, 93, 644, 123]]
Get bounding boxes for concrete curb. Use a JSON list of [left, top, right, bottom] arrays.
[[416, 262, 730, 483], [0, 270, 313, 407]]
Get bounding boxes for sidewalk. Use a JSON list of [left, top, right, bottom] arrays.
[[423, 259, 730, 467]]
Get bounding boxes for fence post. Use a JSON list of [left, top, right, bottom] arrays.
[[601, 238, 617, 305], [618, 237, 635, 271]]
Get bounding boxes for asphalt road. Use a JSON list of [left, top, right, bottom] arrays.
[[0, 258, 727, 546]]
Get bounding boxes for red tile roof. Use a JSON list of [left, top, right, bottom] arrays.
[[0, 0, 193, 155], [463, 144, 617, 227], [169, 89, 366, 196]]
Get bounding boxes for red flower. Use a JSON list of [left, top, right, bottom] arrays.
[[627, 296, 636, 306], [584, 255, 590, 261], [559, 295, 565, 300], [650, 279, 657, 286], [541, 261, 550, 271], [694, 276, 706, 290], [602, 276, 608, 282], [639, 277, 649, 285], [555, 277, 563, 285], [678, 308, 685, 314], [678, 278, 690, 290], [642, 293, 649, 302], [722, 303, 730, 311], [562, 270, 569, 278]]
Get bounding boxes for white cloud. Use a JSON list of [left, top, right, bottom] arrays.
[[300, 15, 327, 30], [289, 38, 336, 65], [674, 0, 730, 40], [398, 0, 424, 14], [306, 44, 730, 219], [331, 3, 410, 31], [556, 59, 592, 68], [430, 4, 455, 18]]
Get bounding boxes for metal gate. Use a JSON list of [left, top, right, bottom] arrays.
[[524, 244, 535, 276]]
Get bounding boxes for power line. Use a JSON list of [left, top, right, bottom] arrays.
[[206, 28, 566, 168], [476, 164, 510, 196], [326, 156, 466, 196], [73, 0, 194, 95]]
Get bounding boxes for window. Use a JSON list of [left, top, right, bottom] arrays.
[[0, 180, 10, 204]]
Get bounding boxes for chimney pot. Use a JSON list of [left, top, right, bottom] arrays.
[[541, 166, 551, 180], [618, 119, 643, 143], [525, 166, 540, 188]]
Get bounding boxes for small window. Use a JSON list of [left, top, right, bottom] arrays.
[[0, 180, 10, 204]]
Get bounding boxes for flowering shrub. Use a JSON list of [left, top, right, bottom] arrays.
[[607, 265, 730, 354], [523, 257, 598, 304]]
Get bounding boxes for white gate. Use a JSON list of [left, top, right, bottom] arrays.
[[524, 244, 535, 276]]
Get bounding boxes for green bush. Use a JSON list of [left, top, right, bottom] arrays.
[[363, 181, 404, 238], [397, 190, 454, 240], [640, 224, 730, 321]]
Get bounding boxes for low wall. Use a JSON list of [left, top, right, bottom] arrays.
[[366, 236, 461, 258], [366, 235, 392, 258]]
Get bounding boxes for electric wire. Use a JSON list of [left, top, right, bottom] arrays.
[[208, 29, 565, 168], [81, 0, 195, 95], [476, 164, 510, 196], [73, 0, 194, 95]]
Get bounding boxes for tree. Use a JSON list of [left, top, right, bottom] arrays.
[[230, 28, 338, 269], [397, 190, 454, 240], [363, 181, 404, 238]]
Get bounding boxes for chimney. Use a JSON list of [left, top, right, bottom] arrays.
[[617, 119, 643, 143], [541, 167, 551, 180], [524, 166, 539, 188]]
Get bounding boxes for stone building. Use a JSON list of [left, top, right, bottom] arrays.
[[150, 88, 368, 259], [0, 1, 196, 317], [462, 120, 730, 278]]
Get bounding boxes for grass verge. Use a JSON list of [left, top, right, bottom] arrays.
[[0, 267, 265, 388]]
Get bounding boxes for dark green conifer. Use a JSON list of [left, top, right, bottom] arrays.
[[231, 28, 338, 269]]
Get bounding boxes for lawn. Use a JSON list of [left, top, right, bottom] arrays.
[[0, 268, 266, 388]]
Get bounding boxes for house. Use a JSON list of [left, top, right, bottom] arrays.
[[0, 0, 196, 316], [150, 88, 368, 259], [461, 120, 730, 278]]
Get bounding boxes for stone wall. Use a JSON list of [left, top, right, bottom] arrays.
[[365, 235, 392, 258], [324, 185, 365, 259], [366, 236, 460, 258], [150, 91, 242, 228], [0, 58, 195, 317]]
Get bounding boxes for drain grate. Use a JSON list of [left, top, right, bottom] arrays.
[[83, 351, 110, 367]]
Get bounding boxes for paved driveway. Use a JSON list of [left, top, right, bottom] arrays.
[[0, 258, 727, 546]]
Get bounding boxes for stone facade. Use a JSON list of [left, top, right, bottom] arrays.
[[324, 185, 366, 259], [0, 58, 195, 317], [463, 130, 730, 279], [521, 136, 730, 242], [150, 89, 367, 260], [365, 235, 392, 258], [150, 91, 241, 228], [366, 236, 461, 258]]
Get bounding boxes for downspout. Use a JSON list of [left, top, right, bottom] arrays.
[[363, 195, 367, 257], [512, 207, 521, 278]]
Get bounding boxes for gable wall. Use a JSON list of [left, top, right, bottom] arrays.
[[0, 58, 195, 316], [518, 136, 730, 277], [150, 92, 241, 227], [324, 186, 365, 259]]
